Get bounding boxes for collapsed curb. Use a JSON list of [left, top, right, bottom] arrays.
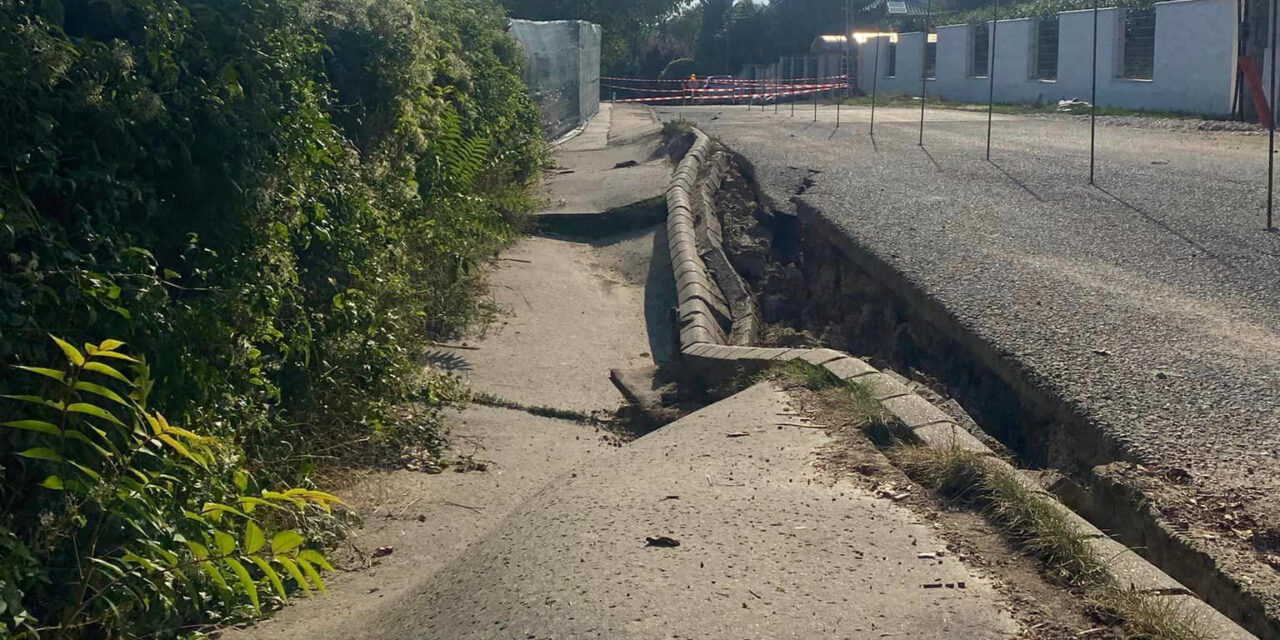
[[664, 126, 1257, 640]]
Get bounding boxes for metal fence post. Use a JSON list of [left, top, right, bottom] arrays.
[[986, 0, 998, 160], [1090, 0, 1099, 184], [920, 0, 931, 146], [783, 56, 793, 116], [813, 56, 819, 122], [871, 36, 881, 135], [1269, 0, 1277, 229]]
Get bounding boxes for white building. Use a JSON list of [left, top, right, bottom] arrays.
[[851, 0, 1242, 116]]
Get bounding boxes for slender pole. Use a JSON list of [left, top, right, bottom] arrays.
[[986, 0, 998, 160], [871, 36, 881, 135], [920, 0, 932, 146], [1090, 0, 1099, 184], [775, 68, 780, 113], [1269, 0, 1277, 228], [813, 56, 819, 122], [791, 57, 797, 116]]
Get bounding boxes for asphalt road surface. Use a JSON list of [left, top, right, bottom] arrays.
[[659, 103, 1280, 542]]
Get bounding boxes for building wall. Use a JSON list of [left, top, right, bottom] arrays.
[[853, 0, 1237, 116], [510, 19, 602, 140], [577, 21, 602, 130]]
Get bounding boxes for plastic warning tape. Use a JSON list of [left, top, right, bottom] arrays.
[[611, 82, 845, 103], [601, 74, 848, 85], [603, 81, 846, 95]]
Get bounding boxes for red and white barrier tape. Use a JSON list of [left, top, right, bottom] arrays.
[[610, 82, 846, 103], [602, 74, 849, 85]]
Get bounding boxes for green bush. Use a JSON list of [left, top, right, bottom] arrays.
[[0, 0, 543, 635]]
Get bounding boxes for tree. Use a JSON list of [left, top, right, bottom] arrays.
[[697, 0, 734, 73]]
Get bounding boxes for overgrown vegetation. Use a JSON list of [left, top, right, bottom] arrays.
[[0, 0, 543, 635]]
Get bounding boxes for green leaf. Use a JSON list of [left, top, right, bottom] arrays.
[[201, 562, 230, 591], [90, 350, 139, 364], [186, 541, 210, 560], [295, 557, 326, 594], [13, 366, 68, 384], [157, 433, 205, 466], [298, 549, 334, 572], [203, 502, 249, 520], [67, 403, 127, 428], [233, 469, 249, 492], [249, 556, 287, 601], [244, 521, 265, 555], [50, 335, 84, 366], [2, 394, 65, 410], [214, 531, 236, 556], [87, 557, 127, 578], [271, 530, 305, 556], [98, 339, 125, 351], [83, 361, 133, 386], [224, 558, 260, 612], [275, 557, 312, 597], [40, 475, 64, 490], [67, 460, 101, 481], [3, 420, 60, 436], [72, 382, 129, 407], [18, 447, 62, 462]]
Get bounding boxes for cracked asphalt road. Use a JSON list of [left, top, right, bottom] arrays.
[[659, 103, 1280, 546]]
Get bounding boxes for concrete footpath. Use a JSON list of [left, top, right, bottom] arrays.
[[344, 383, 1019, 640]]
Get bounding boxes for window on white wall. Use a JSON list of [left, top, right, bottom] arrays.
[[886, 41, 897, 77], [924, 39, 937, 79], [1033, 16, 1059, 80], [1121, 7, 1156, 79], [971, 23, 989, 77]]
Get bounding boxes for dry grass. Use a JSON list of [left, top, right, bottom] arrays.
[[895, 445, 1212, 640]]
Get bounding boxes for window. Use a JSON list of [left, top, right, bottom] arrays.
[[1121, 8, 1156, 79], [971, 23, 989, 77], [1034, 17, 1059, 80], [924, 40, 937, 79], [885, 41, 897, 77]]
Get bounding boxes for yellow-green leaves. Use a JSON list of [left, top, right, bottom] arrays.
[[2, 335, 337, 626], [244, 522, 266, 555], [214, 531, 236, 557], [50, 335, 85, 366], [271, 531, 304, 556], [3, 419, 61, 436], [223, 558, 260, 612], [82, 361, 132, 386], [18, 447, 62, 462]]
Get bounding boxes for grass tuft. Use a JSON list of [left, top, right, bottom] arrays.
[[895, 445, 1211, 640]]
